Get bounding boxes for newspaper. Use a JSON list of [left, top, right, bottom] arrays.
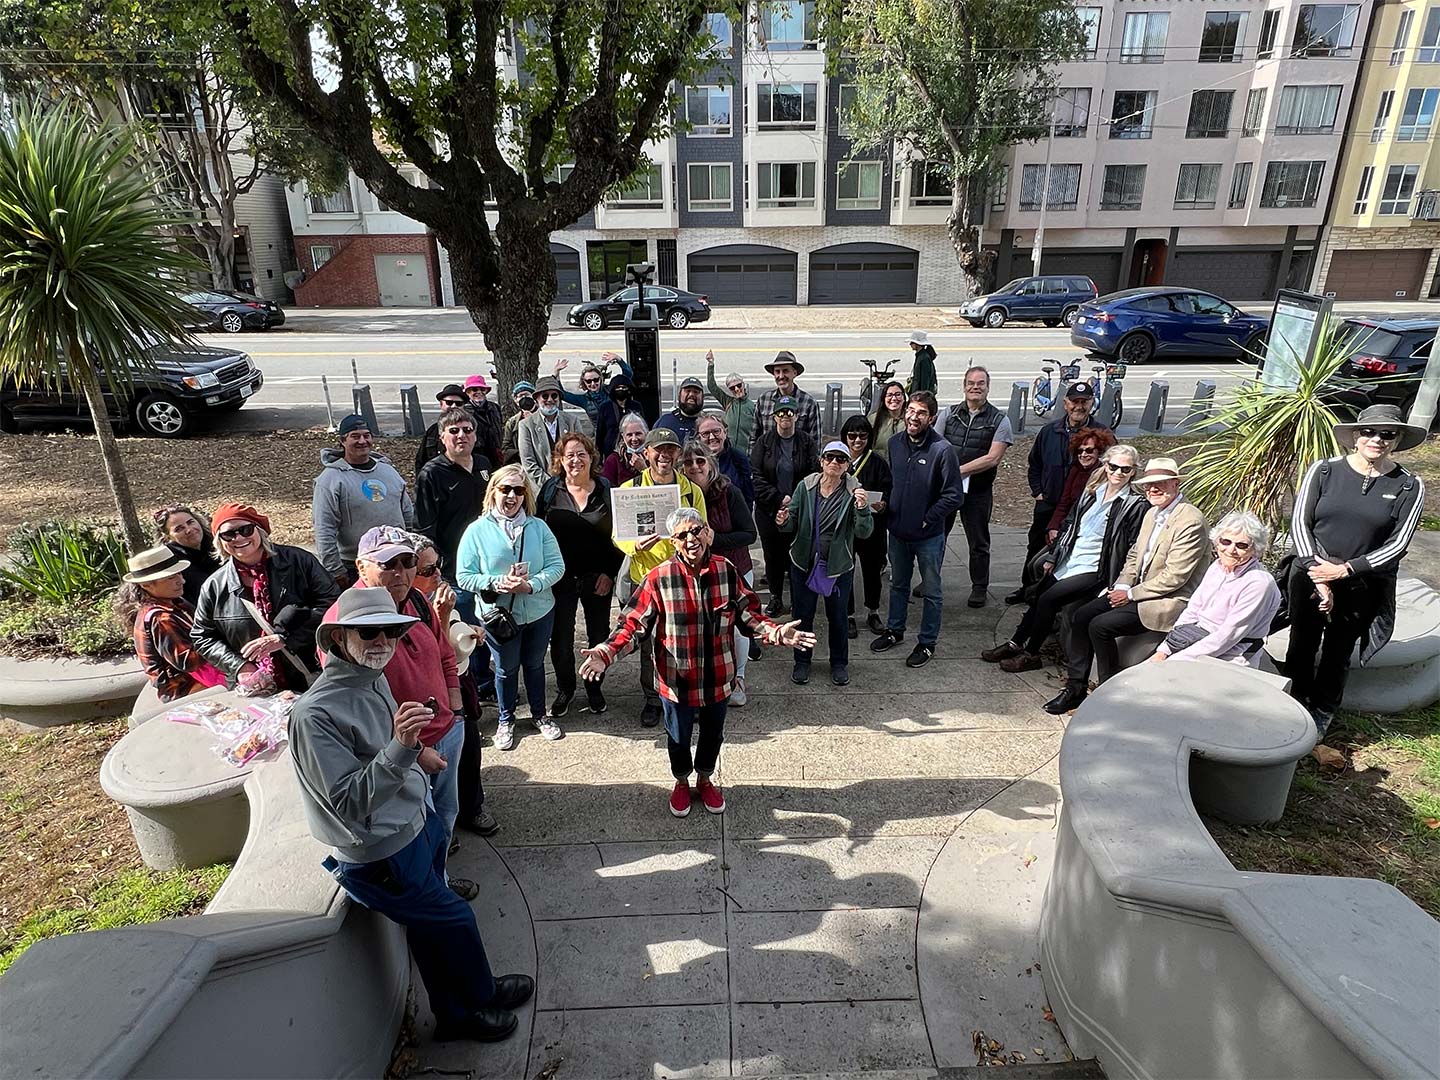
[[612, 484, 682, 542]]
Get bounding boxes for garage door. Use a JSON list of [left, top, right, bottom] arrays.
[[551, 243, 582, 305], [1323, 248, 1430, 301], [687, 244, 797, 306], [1042, 251, 1124, 295], [373, 254, 432, 306], [1169, 250, 1281, 301], [809, 243, 918, 304]]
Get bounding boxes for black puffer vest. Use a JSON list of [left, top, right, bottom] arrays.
[[942, 402, 1005, 493]]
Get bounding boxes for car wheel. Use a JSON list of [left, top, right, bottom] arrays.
[[582, 311, 606, 331], [1062, 307, 1080, 328], [984, 308, 1007, 329], [1243, 331, 1267, 359], [1117, 333, 1154, 365], [667, 309, 690, 329], [967, 320, 984, 328], [134, 393, 190, 437], [1043, 319, 1060, 328], [220, 312, 245, 334]]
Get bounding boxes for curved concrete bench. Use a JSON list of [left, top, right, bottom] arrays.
[[1040, 659, 1440, 1079], [99, 688, 257, 870], [0, 653, 147, 729], [1263, 576, 1440, 713]]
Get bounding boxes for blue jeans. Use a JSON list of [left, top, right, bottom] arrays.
[[428, 720, 465, 843], [790, 563, 852, 668], [886, 533, 945, 647], [487, 609, 555, 725], [323, 813, 496, 1026], [662, 699, 727, 779], [450, 583, 494, 685]]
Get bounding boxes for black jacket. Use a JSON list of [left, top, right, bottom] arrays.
[[752, 430, 820, 511], [191, 544, 341, 680], [850, 449, 893, 531], [886, 427, 964, 542], [1049, 487, 1146, 586], [415, 453, 493, 576], [537, 475, 624, 590], [165, 539, 220, 608], [1028, 414, 1104, 504]]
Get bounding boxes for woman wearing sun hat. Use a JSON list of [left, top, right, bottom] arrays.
[[1286, 404, 1427, 734], [114, 546, 228, 702], [907, 330, 938, 396]]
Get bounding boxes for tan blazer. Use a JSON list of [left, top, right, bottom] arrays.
[[518, 411, 580, 490], [1115, 499, 1210, 631]]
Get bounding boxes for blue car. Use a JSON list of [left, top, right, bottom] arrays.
[[1069, 287, 1270, 365], [961, 275, 1099, 328]]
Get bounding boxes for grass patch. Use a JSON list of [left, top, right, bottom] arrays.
[[1207, 702, 1440, 917]]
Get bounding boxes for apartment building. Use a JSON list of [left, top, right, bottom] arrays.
[[1315, 0, 1440, 300]]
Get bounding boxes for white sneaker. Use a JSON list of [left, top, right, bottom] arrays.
[[729, 678, 748, 708], [538, 716, 565, 741], [493, 721, 516, 751]]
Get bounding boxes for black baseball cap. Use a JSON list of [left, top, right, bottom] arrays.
[[1065, 381, 1094, 400]]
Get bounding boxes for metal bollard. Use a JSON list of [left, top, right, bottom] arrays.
[[351, 358, 360, 387], [1097, 381, 1122, 431], [399, 384, 425, 437], [320, 374, 337, 431], [1008, 381, 1028, 435], [1139, 380, 1169, 434], [1185, 380, 1216, 428], [824, 382, 844, 439], [352, 384, 382, 435], [671, 357, 679, 409]]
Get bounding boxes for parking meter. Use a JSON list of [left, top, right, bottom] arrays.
[[624, 300, 663, 424]]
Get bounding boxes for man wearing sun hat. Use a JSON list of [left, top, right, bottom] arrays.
[[290, 587, 533, 1043], [749, 350, 821, 456]]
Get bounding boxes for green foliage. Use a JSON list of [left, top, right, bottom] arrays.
[[0, 521, 127, 605], [0, 595, 130, 658], [0, 864, 230, 976]]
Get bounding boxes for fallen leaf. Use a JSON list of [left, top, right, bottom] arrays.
[[1022, 853, 1036, 868], [1424, 819, 1439, 830], [1311, 744, 1347, 770], [1043, 1006, 1056, 1024]]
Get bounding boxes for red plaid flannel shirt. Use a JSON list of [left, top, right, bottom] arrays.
[[134, 597, 222, 702], [593, 553, 779, 707]]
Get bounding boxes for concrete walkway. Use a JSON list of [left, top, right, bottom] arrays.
[[416, 526, 1076, 1079]]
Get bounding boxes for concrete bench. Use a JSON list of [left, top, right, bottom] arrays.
[[1040, 659, 1440, 1079], [1262, 576, 1440, 713], [0, 654, 147, 729]]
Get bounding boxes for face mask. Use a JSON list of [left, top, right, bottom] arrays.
[[540, 403, 559, 418], [517, 396, 536, 412], [613, 386, 630, 399]]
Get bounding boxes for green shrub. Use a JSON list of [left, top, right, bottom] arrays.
[[0, 595, 130, 659], [0, 521, 127, 605]]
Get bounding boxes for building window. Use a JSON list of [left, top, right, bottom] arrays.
[[310, 245, 335, 271], [1077, 7, 1102, 58], [909, 161, 953, 205], [1399, 87, 1440, 139], [1100, 164, 1146, 210], [760, 0, 817, 51], [1054, 87, 1092, 136], [1229, 162, 1253, 208], [837, 83, 859, 133], [1259, 160, 1325, 208], [1187, 90, 1234, 137], [1019, 163, 1081, 210], [1257, 9, 1282, 58], [757, 82, 818, 128], [1110, 90, 1157, 138], [1120, 12, 1169, 62], [1200, 12, 1248, 61], [1243, 88, 1268, 136], [836, 161, 883, 209], [1174, 163, 1221, 209], [704, 12, 733, 57], [1391, 8, 1415, 64], [757, 161, 816, 207], [307, 186, 354, 214], [991, 165, 1009, 210], [1373, 90, 1395, 141], [687, 163, 732, 211], [1291, 5, 1360, 57], [1379, 163, 1420, 214], [685, 86, 732, 136], [1275, 85, 1342, 133], [607, 164, 664, 209], [1421, 8, 1440, 61], [1353, 164, 1375, 214]]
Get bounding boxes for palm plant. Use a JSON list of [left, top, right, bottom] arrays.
[[0, 100, 200, 553]]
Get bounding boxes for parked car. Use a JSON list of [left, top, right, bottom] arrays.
[[182, 290, 286, 333], [567, 286, 711, 331], [0, 345, 264, 438], [1070, 287, 1269, 364], [961, 275, 1099, 329], [1322, 315, 1438, 423]]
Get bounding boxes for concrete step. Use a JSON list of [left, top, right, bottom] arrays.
[[751, 1064, 1104, 1080]]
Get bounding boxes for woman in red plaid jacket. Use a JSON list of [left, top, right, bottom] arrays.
[[581, 507, 815, 818]]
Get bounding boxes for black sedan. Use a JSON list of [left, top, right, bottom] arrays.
[[567, 286, 711, 331], [1323, 315, 1438, 424], [0, 345, 264, 438], [182, 290, 286, 333]]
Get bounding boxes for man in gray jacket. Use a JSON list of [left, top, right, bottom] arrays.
[[290, 587, 533, 1042], [312, 414, 416, 587], [517, 376, 580, 489]]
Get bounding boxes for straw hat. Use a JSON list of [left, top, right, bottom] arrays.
[[1133, 457, 1184, 485], [123, 546, 190, 584]]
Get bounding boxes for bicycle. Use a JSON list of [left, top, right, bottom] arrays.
[[858, 356, 902, 416], [1032, 357, 1127, 428]]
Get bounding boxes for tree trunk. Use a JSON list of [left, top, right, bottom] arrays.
[[192, 220, 236, 291], [948, 173, 996, 299], [68, 340, 148, 554]]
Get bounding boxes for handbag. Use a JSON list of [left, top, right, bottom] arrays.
[[479, 598, 519, 643]]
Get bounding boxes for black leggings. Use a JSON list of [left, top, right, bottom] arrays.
[[1284, 571, 1383, 714], [1011, 571, 1100, 654], [849, 523, 889, 613], [550, 583, 614, 696], [756, 511, 791, 604]]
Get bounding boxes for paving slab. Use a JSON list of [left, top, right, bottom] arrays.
[[720, 730, 1062, 781], [500, 841, 726, 919], [724, 836, 945, 911], [961, 760, 1062, 835], [529, 1003, 730, 1079], [742, 657, 1043, 694], [535, 914, 728, 1009], [481, 781, 723, 845], [483, 729, 725, 784], [722, 692, 1061, 735], [729, 908, 920, 1002], [734, 1000, 934, 1075], [722, 778, 1009, 840]]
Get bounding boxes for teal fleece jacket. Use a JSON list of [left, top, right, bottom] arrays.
[[455, 513, 566, 625]]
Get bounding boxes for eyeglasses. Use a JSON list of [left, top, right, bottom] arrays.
[[562, 452, 590, 462], [774, 411, 796, 419], [416, 563, 441, 578], [1357, 428, 1398, 442], [904, 409, 931, 420], [1106, 462, 1136, 474], [822, 453, 849, 463], [672, 528, 705, 542], [354, 625, 406, 642], [1077, 445, 1100, 456], [1216, 537, 1253, 552], [217, 523, 257, 542], [497, 484, 525, 496], [374, 553, 419, 571], [699, 429, 725, 440], [445, 425, 475, 435], [964, 381, 989, 390]]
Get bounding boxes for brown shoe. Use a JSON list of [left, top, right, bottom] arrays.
[[980, 640, 1024, 663], [999, 652, 1043, 673]]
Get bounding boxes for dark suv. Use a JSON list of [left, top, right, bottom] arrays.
[[0, 345, 264, 438], [961, 275, 1100, 329], [1324, 315, 1438, 422]]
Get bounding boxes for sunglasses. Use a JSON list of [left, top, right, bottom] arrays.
[[845, 431, 868, 439], [672, 528, 705, 542], [497, 484, 525, 496], [442, 400, 467, 408], [1106, 462, 1135, 474], [537, 392, 561, 402], [1216, 537, 1253, 551], [1356, 428, 1398, 442], [1078, 445, 1100, 455], [727, 383, 744, 392], [445, 425, 475, 435], [416, 563, 441, 578], [217, 523, 257, 542], [354, 624, 406, 641], [374, 553, 419, 571], [822, 453, 849, 463]]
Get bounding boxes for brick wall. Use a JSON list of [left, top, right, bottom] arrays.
[[292, 234, 441, 307]]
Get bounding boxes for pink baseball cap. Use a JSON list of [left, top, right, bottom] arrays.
[[464, 374, 491, 391]]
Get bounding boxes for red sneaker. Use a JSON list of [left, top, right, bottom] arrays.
[[669, 780, 692, 817], [695, 777, 726, 814]]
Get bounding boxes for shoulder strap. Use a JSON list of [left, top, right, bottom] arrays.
[[405, 589, 434, 630]]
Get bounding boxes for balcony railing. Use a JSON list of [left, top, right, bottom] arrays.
[[1412, 190, 1440, 220]]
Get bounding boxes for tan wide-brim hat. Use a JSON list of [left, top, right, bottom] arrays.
[[1133, 456, 1184, 485], [123, 545, 190, 584]]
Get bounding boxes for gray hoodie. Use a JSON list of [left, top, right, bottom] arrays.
[[289, 654, 427, 863], [312, 449, 416, 575]]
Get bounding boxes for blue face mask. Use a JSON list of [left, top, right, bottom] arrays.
[[540, 403, 560, 418]]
